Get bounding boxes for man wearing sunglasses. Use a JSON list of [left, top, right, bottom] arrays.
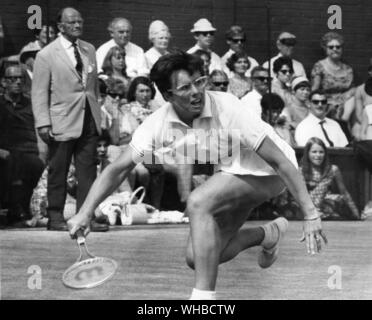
[[187, 18, 223, 73], [221, 25, 259, 77], [241, 66, 271, 117], [0, 65, 44, 226], [68, 51, 326, 300], [263, 32, 306, 79], [295, 90, 348, 147]]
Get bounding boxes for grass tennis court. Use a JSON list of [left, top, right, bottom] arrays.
[[1, 220, 371, 300]]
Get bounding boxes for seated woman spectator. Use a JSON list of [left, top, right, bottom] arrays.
[[271, 137, 360, 220], [192, 49, 211, 76], [145, 20, 171, 71], [280, 76, 311, 133], [226, 51, 252, 99], [300, 137, 359, 220], [101, 46, 131, 93], [311, 32, 356, 140], [208, 70, 229, 92], [271, 56, 294, 107], [124, 76, 160, 122]]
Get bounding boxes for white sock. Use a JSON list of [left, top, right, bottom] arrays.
[[189, 288, 217, 300], [260, 222, 279, 249]]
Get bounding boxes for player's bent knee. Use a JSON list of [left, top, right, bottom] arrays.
[[186, 192, 210, 217]]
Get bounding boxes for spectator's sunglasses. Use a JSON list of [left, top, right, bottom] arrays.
[[197, 31, 215, 37], [5, 76, 23, 82], [327, 45, 341, 50], [212, 81, 229, 87], [279, 38, 297, 46], [253, 76, 272, 82], [107, 92, 125, 99], [230, 38, 245, 44], [311, 99, 327, 105]]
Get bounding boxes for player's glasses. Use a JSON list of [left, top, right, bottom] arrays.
[[327, 45, 341, 50], [311, 99, 327, 105], [168, 76, 209, 95]]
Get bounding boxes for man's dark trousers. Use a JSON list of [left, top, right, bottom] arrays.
[[47, 103, 98, 223]]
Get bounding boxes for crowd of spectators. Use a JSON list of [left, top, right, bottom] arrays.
[[1, 11, 372, 230]]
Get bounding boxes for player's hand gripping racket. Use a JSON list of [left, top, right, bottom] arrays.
[[62, 230, 118, 289]]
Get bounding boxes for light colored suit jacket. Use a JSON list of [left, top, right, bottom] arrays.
[[32, 37, 101, 141]]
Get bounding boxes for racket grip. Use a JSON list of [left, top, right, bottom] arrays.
[[76, 229, 85, 246]]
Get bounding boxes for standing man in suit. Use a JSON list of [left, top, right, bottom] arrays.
[[32, 7, 108, 231]]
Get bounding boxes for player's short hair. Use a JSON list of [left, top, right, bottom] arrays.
[[150, 50, 204, 97]]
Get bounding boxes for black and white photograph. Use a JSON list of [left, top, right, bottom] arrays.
[[0, 0, 372, 306]]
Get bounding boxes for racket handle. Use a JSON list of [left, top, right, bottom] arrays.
[[76, 229, 85, 246]]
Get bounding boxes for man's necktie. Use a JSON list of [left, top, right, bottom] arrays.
[[72, 42, 83, 78], [319, 120, 334, 147]]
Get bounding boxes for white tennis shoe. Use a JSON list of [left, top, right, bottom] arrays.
[[258, 217, 288, 269]]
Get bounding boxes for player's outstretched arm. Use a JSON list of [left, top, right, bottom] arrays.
[[68, 147, 137, 237], [256, 136, 327, 254]]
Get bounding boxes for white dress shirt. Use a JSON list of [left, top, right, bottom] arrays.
[[187, 44, 223, 73], [96, 39, 148, 77], [263, 53, 306, 78], [240, 89, 263, 117], [60, 35, 81, 67], [295, 113, 348, 147], [60, 36, 86, 85], [221, 49, 259, 77]]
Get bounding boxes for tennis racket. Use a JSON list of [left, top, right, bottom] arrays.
[[62, 230, 118, 289]]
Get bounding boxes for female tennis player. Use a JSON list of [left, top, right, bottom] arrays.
[[68, 51, 327, 300]]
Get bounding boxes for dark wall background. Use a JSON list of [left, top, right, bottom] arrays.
[[0, 0, 371, 83]]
